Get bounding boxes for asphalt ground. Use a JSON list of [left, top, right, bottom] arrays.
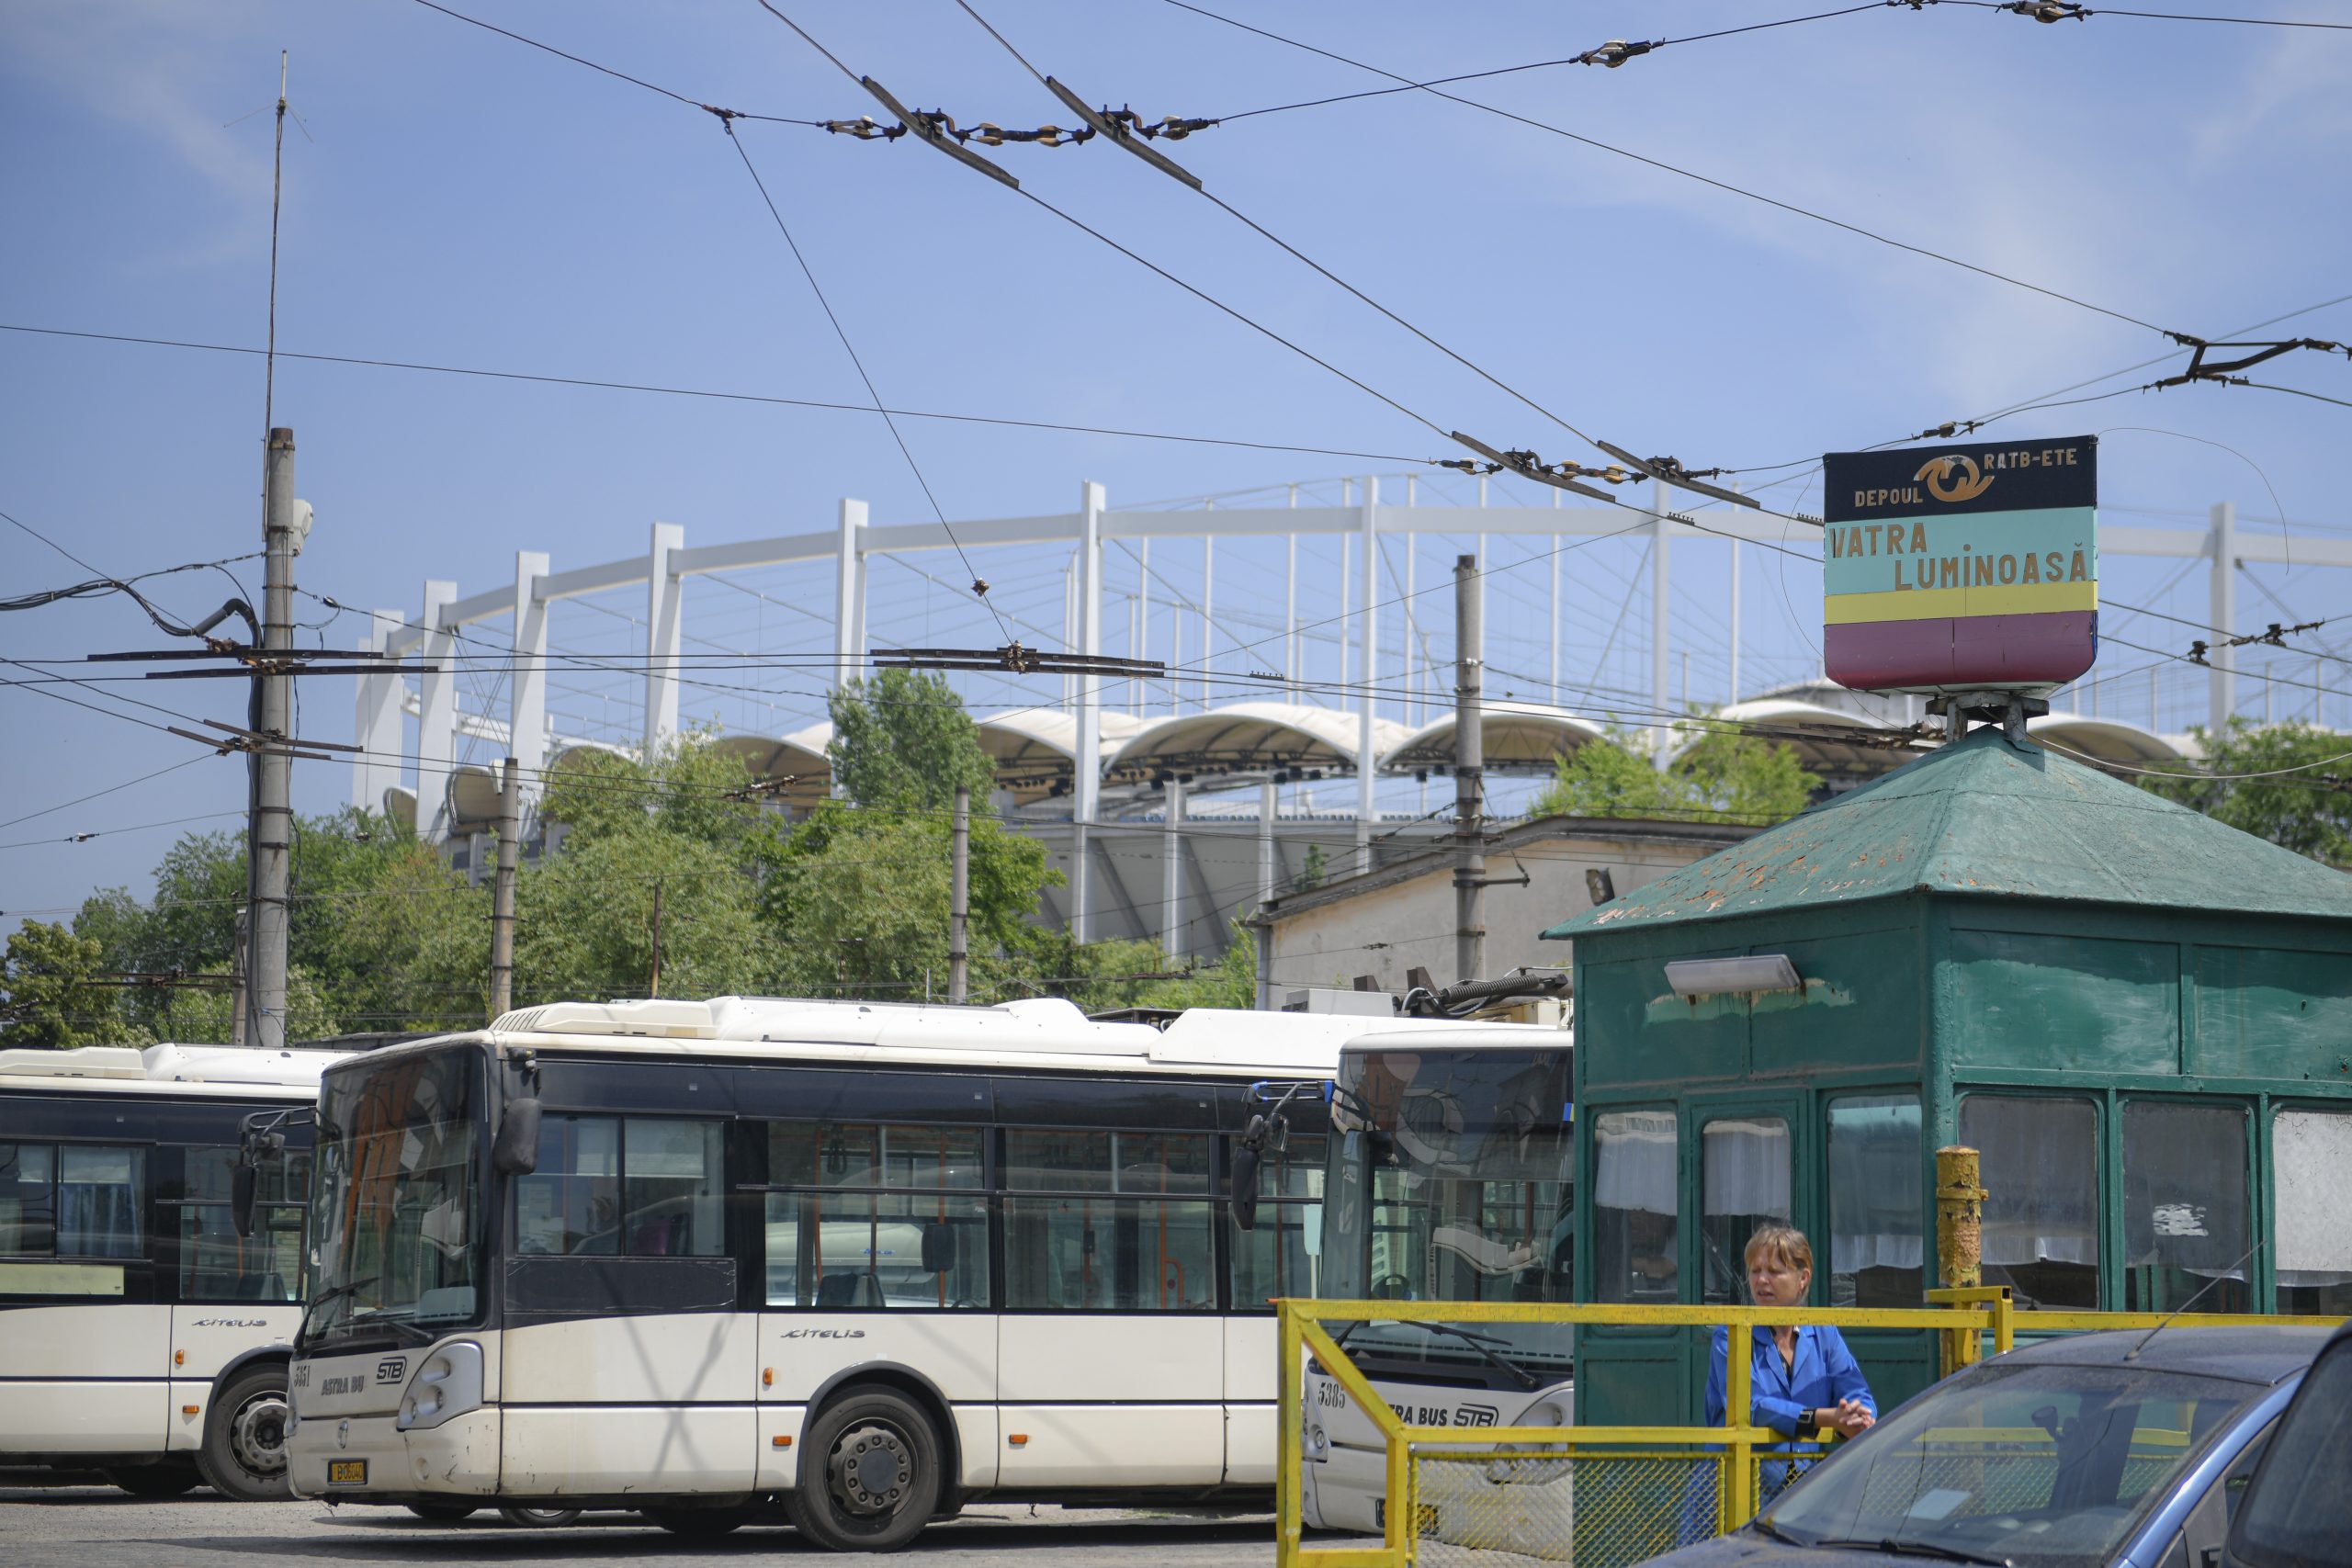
[[0, 1483, 1279, 1566]]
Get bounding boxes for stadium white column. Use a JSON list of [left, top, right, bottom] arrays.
[[644, 523, 684, 755], [417, 580, 458, 838], [2210, 501, 2236, 732], [1072, 480, 1105, 944], [1162, 778, 1186, 960], [353, 608, 405, 813], [1357, 477, 1379, 852], [834, 498, 868, 689], [1652, 477, 1672, 768], [510, 550, 549, 801]]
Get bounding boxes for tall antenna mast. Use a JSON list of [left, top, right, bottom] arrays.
[[263, 50, 288, 439]]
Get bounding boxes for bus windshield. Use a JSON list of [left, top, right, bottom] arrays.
[[304, 1046, 482, 1348], [1323, 1045, 1573, 1375]]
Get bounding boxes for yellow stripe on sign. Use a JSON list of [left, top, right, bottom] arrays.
[[1825, 581, 2097, 625]]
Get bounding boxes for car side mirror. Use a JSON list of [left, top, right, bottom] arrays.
[[492, 1098, 542, 1175], [922, 1221, 956, 1275], [232, 1162, 258, 1238]]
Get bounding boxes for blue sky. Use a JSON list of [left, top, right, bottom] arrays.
[[4, 0, 2348, 935]]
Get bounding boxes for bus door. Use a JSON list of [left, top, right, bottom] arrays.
[[0, 1134, 164, 1454], [167, 1144, 310, 1451]]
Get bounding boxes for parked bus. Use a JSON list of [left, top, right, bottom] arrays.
[[1301, 1028, 1577, 1536], [0, 1042, 332, 1499], [279, 995, 1521, 1550]]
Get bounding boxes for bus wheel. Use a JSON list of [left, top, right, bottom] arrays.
[[643, 1506, 752, 1537], [786, 1387, 943, 1553], [102, 1462, 201, 1498], [405, 1503, 481, 1521], [198, 1363, 292, 1502], [497, 1505, 582, 1527]]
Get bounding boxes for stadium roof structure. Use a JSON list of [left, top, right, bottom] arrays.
[[976, 707, 1145, 802], [1383, 702, 1609, 776], [1105, 702, 1413, 783]]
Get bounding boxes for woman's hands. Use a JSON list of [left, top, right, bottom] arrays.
[[1817, 1398, 1875, 1438]]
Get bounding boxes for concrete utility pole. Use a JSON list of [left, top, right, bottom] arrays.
[[1453, 554, 1486, 986], [649, 880, 663, 998], [949, 784, 970, 1004], [249, 427, 298, 1050], [490, 757, 520, 1019]]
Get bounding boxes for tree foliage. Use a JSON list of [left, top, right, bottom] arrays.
[[2138, 718, 2352, 866], [1532, 728, 1819, 826], [1, 920, 141, 1048], [825, 669, 995, 813]]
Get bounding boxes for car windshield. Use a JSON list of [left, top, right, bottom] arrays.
[[304, 1045, 483, 1348], [2230, 1339, 2352, 1568], [1765, 1360, 2263, 1568], [1322, 1046, 1573, 1375]]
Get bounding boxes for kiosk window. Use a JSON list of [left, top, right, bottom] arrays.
[[1959, 1095, 2101, 1310], [1826, 1095, 1922, 1308], [1593, 1111, 1678, 1304], [2274, 1109, 2352, 1315], [2122, 1100, 2249, 1314], [1702, 1115, 1791, 1305]]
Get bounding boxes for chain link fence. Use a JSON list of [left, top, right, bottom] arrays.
[[1410, 1445, 1725, 1568]]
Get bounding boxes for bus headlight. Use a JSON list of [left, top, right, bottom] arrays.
[[395, 1342, 483, 1432]]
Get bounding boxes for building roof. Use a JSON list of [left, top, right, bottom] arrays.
[[2027, 714, 2187, 766], [1106, 702, 1413, 781], [975, 707, 1144, 801], [1544, 725, 2352, 938], [1383, 703, 1610, 775], [711, 724, 832, 812]]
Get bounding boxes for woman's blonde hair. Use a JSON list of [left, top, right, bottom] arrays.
[[1745, 1224, 1815, 1275]]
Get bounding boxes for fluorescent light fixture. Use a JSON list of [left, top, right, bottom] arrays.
[[1665, 954, 1802, 998]]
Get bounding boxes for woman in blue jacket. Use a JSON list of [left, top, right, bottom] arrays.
[[1705, 1225, 1877, 1501]]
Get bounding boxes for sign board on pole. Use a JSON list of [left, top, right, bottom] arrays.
[[1822, 435, 2098, 693]]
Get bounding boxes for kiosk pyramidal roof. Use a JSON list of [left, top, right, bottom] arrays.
[[1544, 725, 2352, 936]]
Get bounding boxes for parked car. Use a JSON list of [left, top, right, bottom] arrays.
[[1645, 1325, 2333, 1568], [2225, 1321, 2352, 1568]]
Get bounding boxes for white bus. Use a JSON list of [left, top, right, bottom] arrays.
[[1300, 1028, 1577, 1539], [0, 1042, 333, 1499], [280, 995, 1507, 1550]]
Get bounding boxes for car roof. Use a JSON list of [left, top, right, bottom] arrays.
[[1994, 1325, 2334, 1386]]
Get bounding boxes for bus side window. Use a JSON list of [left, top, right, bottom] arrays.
[[763, 1122, 988, 1311], [1229, 1133, 1326, 1310], [1592, 1111, 1678, 1305], [1958, 1095, 2100, 1311], [513, 1117, 725, 1260], [180, 1146, 309, 1302], [0, 1142, 143, 1296], [1003, 1130, 1215, 1312]]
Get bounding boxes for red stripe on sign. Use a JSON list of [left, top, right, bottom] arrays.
[[1826, 610, 2096, 692]]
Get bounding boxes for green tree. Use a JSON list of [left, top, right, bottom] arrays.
[[1532, 728, 1819, 826], [162, 964, 338, 1046], [2139, 718, 2352, 866], [1046, 923, 1257, 1013], [1295, 842, 1329, 891], [825, 669, 995, 812], [1, 920, 143, 1049]]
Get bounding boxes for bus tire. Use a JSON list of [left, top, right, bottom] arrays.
[[405, 1503, 480, 1521], [197, 1363, 293, 1502], [497, 1505, 582, 1527], [643, 1506, 752, 1536], [786, 1386, 943, 1553], [103, 1461, 202, 1498]]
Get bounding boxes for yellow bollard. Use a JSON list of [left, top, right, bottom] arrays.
[[1936, 1146, 1987, 1372]]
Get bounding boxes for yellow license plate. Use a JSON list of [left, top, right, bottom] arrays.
[[327, 1460, 368, 1486]]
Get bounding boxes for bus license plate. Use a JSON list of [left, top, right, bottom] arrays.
[[327, 1460, 368, 1486]]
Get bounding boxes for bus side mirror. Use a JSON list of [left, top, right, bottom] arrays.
[[922, 1222, 956, 1275], [232, 1162, 258, 1238], [1231, 1145, 1263, 1232], [492, 1098, 542, 1175]]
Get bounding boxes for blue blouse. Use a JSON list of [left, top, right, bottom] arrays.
[[1704, 1323, 1877, 1438]]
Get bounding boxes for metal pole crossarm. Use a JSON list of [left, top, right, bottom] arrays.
[[873, 644, 1163, 676], [1044, 77, 1204, 189], [86, 646, 399, 662], [2152, 336, 2347, 389], [142, 661, 440, 680], [199, 717, 365, 754], [858, 77, 1020, 188], [164, 725, 342, 764], [1595, 439, 1762, 509], [1448, 431, 1615, 501]]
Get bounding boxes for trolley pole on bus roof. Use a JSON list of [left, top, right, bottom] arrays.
[[249, 426, 298, 1050], [1453, 554, 1486, 987], [949, 784, 970, 1004], [490, 756, 520, 1019]]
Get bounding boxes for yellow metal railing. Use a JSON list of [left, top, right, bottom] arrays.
[[1275, 1298, 2011, 1568]]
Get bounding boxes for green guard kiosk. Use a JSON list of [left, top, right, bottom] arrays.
[[1543, 723, 2352, 1430]]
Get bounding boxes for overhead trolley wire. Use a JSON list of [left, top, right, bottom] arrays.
[[0, 323, 1430, 468], [1167, 0, 2177, 341]]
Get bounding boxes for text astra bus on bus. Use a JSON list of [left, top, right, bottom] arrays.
[[0, 1043, 333, 1499], [279, 995, 1535, 1550]]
